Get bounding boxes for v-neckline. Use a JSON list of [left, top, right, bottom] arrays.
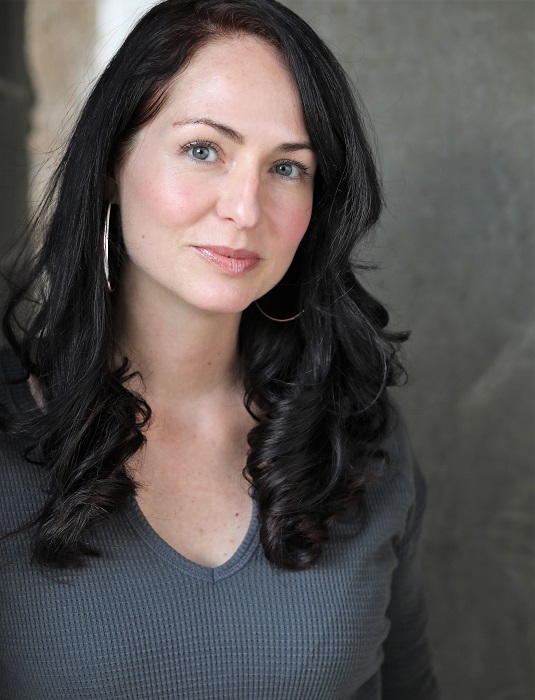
[[124, 495, 260, 582]]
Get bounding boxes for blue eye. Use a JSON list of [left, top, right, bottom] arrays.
[[187, 143, 218, 161], [274, 161, 307, 178]]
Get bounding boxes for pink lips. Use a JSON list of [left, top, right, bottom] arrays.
[[193, 246, 261, 275]]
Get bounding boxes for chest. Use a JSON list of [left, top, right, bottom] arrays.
[[132, 409, 253, 567], [0, 517, 397, 700], [135, 485, 253, 567]]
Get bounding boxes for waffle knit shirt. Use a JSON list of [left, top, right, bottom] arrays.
[[0, 350, 439, 699]]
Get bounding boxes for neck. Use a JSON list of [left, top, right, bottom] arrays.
[[114, 270, 243, 406]]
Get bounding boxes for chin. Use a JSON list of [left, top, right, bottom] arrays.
[[190, 293, 256, 317]]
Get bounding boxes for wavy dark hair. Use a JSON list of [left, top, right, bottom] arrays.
[[2, 0, 408, 570]]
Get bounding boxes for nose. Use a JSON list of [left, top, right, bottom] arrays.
[[216, 163, 261, 230]]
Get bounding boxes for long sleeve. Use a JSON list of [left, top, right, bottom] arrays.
[[381, 457, 440, 699]]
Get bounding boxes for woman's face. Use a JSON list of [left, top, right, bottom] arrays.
[[113, 34, 316, 317]]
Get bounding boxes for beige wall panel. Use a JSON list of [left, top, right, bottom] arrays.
[[26, 0, 96, 207]]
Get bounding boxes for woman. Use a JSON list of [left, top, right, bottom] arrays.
[[0, 0, 439, 698]]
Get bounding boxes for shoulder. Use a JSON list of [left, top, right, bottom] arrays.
[[0, 345, 34, 416], [365, 394, 428, 558], [0, 346, 46, 535], [383, 395, 426, 504]]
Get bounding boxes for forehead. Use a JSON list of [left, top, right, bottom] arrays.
[[152, 34, 308, 139], [178, 33, 289, 83]]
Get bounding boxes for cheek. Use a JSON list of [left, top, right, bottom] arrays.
[[120, 170, 202, 241], [276, 196, 313, 252]]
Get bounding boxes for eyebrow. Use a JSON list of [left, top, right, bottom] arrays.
[[172, 117, 314, 153]]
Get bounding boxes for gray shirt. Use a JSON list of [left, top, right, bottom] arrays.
[[0, 352, 439, 699]]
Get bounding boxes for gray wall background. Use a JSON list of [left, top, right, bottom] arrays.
[[1, 1, 533, 698]]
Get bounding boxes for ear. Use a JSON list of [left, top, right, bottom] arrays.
[[106, 175, 119, 205]]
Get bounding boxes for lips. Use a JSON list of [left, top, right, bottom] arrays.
[[193, 246, 261, 275]]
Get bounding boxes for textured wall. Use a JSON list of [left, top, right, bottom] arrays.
[[1, 0, 533, 698], [283, 1, 534, 698]]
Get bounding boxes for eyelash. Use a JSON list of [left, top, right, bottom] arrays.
[[181, 140, 311, 180], [181, 140, 219, 160], [274, 159, 311, 179]]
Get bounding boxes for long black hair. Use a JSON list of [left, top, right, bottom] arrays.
[[2, 0, 408, 570]]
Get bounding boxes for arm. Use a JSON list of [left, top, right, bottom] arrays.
[[381, 427, 440, 699]]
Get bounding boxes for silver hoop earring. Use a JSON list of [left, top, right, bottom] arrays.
[[254, 300, 304, 322], [103, 203, 113, 292]]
